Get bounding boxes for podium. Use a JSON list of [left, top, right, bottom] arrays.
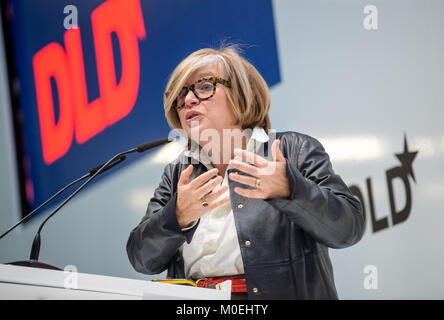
[[0, 264, 231, 300]]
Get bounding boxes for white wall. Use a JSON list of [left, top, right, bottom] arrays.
[[271, 0, 444, 299], [1, 0, 443, 299]]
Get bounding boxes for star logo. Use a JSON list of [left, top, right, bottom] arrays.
[[394, 134, 418, 183]]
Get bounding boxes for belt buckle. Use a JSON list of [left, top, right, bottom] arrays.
[[195, 277, 209, 286]]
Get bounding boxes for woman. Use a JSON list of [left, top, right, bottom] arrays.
[[126, 46, 365, 300]]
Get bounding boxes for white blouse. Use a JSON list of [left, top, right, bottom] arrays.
[[181, 127, 270, 279]]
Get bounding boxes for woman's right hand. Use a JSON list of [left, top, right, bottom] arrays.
[[176, 165, 230, 228]]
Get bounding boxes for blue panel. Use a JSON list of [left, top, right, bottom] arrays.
[[5, 0, 280, 216]]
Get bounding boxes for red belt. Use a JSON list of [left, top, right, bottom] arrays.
[[196, 275, 247, 292]]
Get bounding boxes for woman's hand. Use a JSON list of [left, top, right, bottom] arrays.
[[228, 139, 290, 200], [176, 165, 230, 228]]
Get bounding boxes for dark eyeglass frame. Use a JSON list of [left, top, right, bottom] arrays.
[[172, 76, 231, 110]]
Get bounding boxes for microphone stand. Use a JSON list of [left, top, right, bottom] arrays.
[[0, 155, 126, 241], [5, 137, 170, 270]]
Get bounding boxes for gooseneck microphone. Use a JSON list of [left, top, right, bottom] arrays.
[[6, 137, 171, 270]]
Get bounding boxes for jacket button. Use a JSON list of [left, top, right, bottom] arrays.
[[237, 204, 243, 209], [245, 240, 251, 247], [252, 287, 259, 294]]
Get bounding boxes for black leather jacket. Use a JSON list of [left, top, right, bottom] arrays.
[[126, 131, 365, 299]]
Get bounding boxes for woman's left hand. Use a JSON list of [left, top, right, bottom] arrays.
[[228, 139, 291, 199]]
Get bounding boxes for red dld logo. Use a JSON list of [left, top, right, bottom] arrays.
[[33, 0, 146, 164]]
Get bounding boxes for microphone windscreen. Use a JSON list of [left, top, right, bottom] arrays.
[[136, 137, 171, 153]]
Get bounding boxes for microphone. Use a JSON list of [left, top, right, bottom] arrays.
[[0, 155, 126, 241], [136, 138, 171, 153], [6, 137, 171, 270]]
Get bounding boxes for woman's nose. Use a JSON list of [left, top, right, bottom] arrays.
[[184, 90, 199, 107]]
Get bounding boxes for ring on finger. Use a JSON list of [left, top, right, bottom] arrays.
[[201, 198, 209, 207], [255, 178, 262, 190]]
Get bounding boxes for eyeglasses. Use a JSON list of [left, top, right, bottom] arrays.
[[172, 76, 231, 110]]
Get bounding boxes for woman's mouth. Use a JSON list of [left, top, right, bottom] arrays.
[[185, 110, 203, 123]]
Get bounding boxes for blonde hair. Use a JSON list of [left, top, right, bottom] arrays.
[[164, 46, 271, 132]]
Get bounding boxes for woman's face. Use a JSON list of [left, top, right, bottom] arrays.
[[177, 64, 238, 143]]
